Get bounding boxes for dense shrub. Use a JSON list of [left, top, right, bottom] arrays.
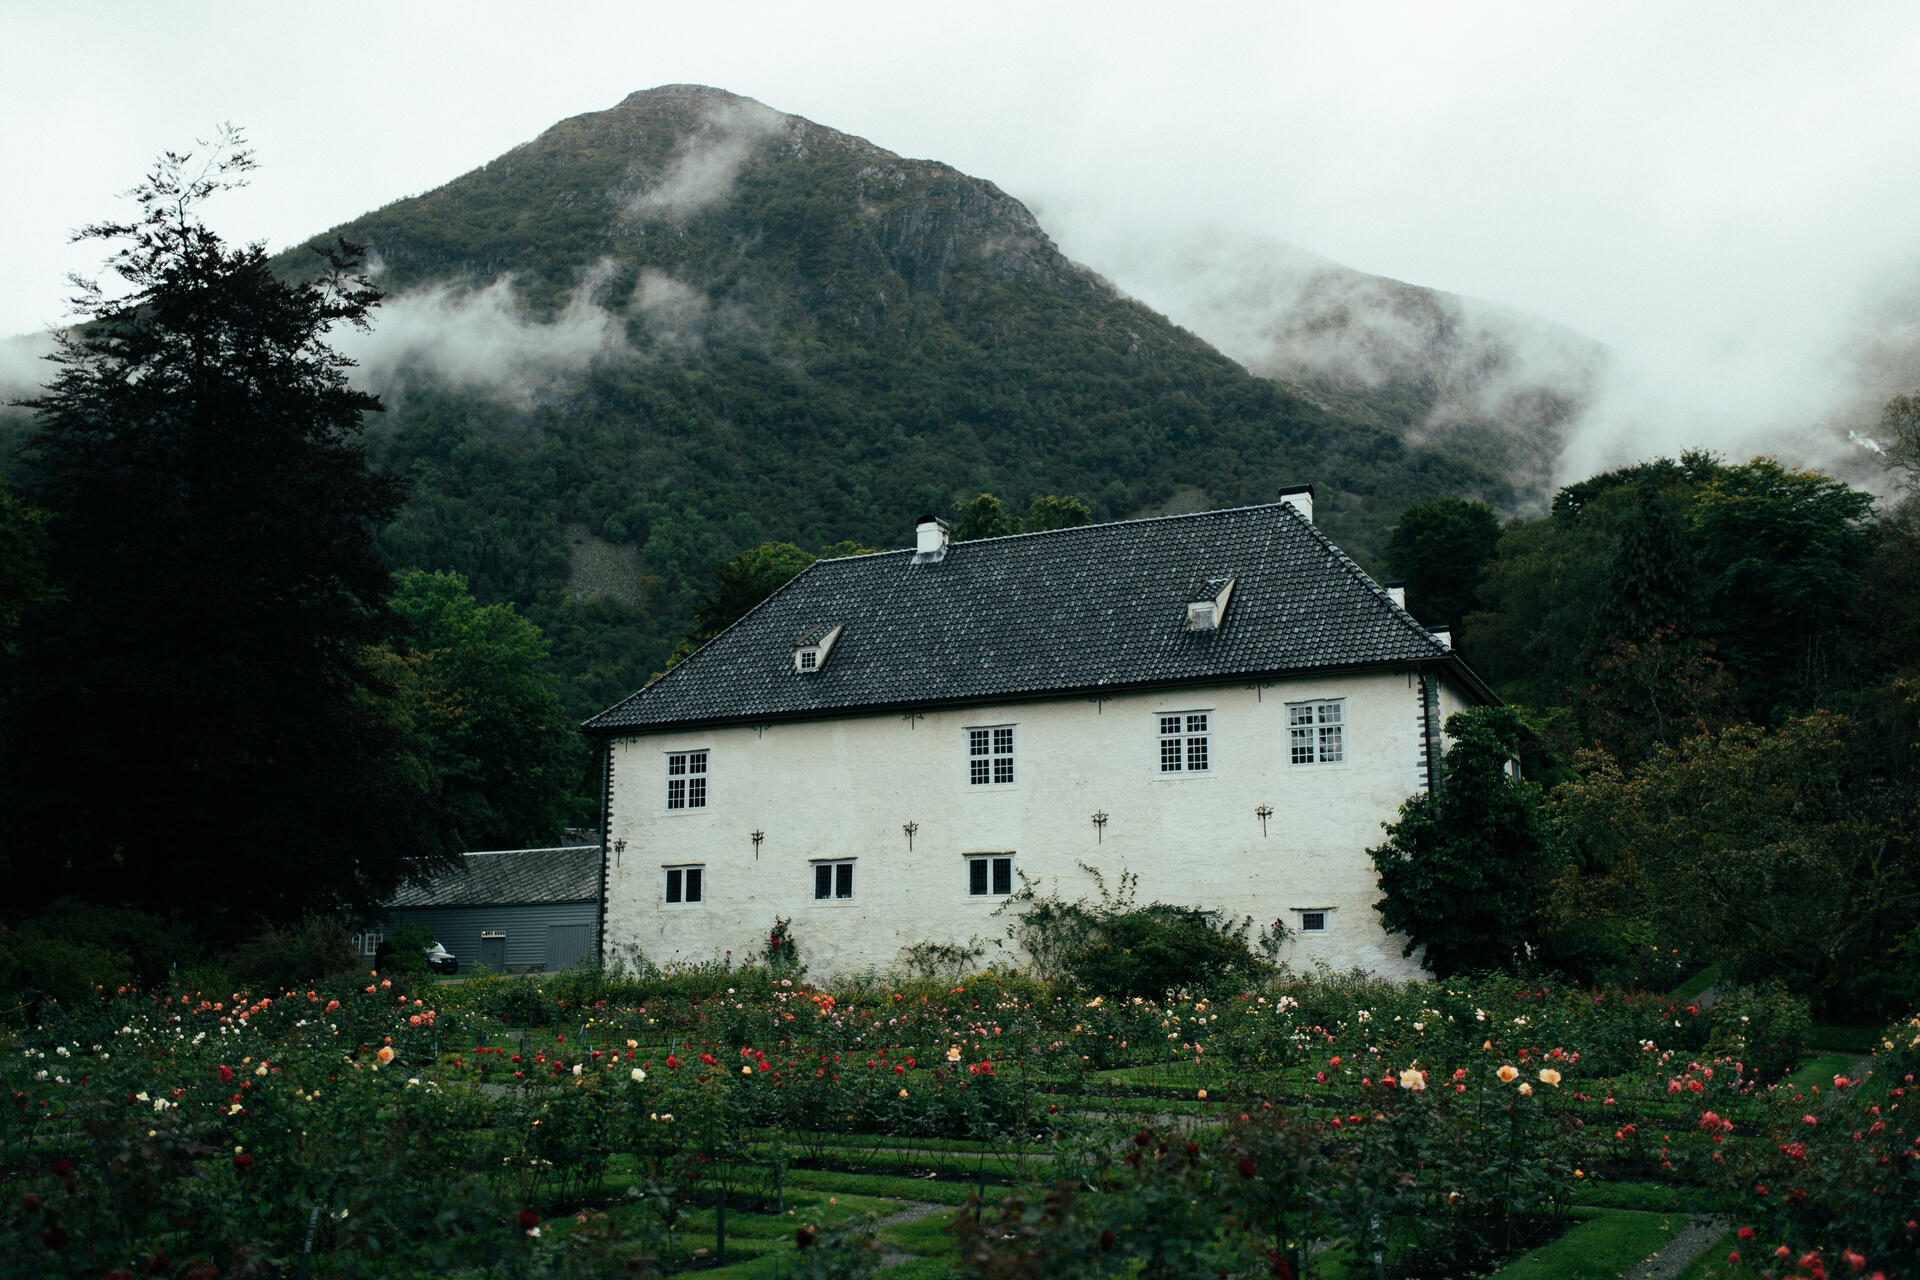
[[227, 914, 364, 991], [1004, 866, 1276, 997], [1067, 906, 1264, 998]]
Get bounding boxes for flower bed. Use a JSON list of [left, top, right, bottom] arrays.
[[4, 973, 1912, 1277]]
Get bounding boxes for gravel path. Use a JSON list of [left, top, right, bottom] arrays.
[[1626, 1214, 1726, 1280]]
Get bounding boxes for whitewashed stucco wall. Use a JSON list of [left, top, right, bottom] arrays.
[[603, 669, 1466, 981]]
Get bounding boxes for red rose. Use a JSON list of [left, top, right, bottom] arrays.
[[49, 1159, 71, 1177], [795, 1226, 815, 1248], [22, 1192, 40, 1212], [42, 1226, 69, 1249], [1100, 1229, 1117, 1252], [517, 1209, 541, 1230], [1238, 1157, 1258, 1178], [233, 1154, 254, 1172]]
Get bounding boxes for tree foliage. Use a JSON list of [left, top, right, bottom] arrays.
[[1370, 707, 1553, 978], [1381, 497, 1502, 625], [0, 133, 457, 933], [951, 492, 1093, 541], [380, 570, 587, 850], [1545, 707, 1920, 1016]]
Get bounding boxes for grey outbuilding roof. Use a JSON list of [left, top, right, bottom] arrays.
[[389, 846, 601, 909], [585, 499, 1489, 735]]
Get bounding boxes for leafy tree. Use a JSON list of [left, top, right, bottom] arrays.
[[690, 540, 817, 643], [1382, 497, 1502, 625], [1591, 480, 1698, 648], [383, 570, 587, 849], [1024, 494, 1094, 532], [1878, 390, 1920, 492], [0, 474, 57, 672], [1546, 709, 1919, 1016], [1369, 707, 1553, 977], [0, 132, 457, 933], [1692, 458, 1873, 715], [951, 493, 1020, 541]]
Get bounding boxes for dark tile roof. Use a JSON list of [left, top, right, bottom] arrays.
[[585, 501, 1482, 734], [389, 846, 601, 909]]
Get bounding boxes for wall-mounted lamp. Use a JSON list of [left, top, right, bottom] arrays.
[[902, 821, 919, 851], [1091, 811, 1109, 843], [1255, 805, 1274, 838], [750, 830, 764, 859], [613, 838, 626, 866]]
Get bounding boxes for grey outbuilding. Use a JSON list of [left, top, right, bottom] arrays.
[[378, 845, 601, 973]]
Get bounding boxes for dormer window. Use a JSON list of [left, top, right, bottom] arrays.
[[1187, 577, 1236, 631], [792, 622, 844, 673]]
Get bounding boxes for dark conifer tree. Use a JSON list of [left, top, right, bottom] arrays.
[[1593, 480, 1699, 648], [2, 133, 458, 933]]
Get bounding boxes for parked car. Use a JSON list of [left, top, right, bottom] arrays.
[[424, 942, 458, 975]]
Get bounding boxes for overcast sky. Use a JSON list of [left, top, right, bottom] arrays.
[[7, 1, 1920, 475]]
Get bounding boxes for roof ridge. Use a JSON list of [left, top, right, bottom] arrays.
[[1274, 503, 1447, 655], [461, 846, 600, 857], [817, 500, 1299, 561]]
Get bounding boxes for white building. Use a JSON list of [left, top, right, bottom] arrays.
[[583, 490, 1493, 979]]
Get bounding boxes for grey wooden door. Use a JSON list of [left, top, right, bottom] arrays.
[[546, 924, 591, 971], [479, 932, 507, 971]]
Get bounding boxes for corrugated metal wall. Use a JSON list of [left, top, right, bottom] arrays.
[[386, 900, 599, 972]]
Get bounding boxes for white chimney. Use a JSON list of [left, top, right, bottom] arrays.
[[1430, 626, 1453, 650], [914, 515, 950, 557], [1386, 581, 1407, 611], [1279, 485, 1314, 523]]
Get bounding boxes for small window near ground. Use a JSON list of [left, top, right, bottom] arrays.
[[1288, 702, 1344, 765], [1158, 711, 1211, 773], [966, 853, 1015, 897], [1295, 909, 1331, 933], [667, 750, 709, 809], [664, 865, 704, 905], [813, 859, 855, 901]]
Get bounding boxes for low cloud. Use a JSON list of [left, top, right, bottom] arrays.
[[0, 331, 55, 400], [337, 260, 627, 402], [627, 97, 786, 222], [1041, 214, 1604, 505]]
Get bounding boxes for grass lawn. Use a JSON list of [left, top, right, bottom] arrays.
[[1489, 1211, 1691, 1280], [1806, 1023, 1879, 1055], [1670, 965, 1723, 1002], [1570, 1178, 1708, 1214], [1785, 1051, 1860, 1092]]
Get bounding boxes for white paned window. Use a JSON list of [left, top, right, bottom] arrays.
[[664, 866, 704, 905], [1288, 702, 1344, 765], [666, 750, 709, 809], [966, 853, 1015, 897], [1158, 712, 1211, 773], [813, 859, 855, 900], [1298, 909, 1328, 933], [968, 726, 1016, 786]]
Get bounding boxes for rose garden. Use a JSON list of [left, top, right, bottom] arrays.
[[6, 957, 1917, 1280]]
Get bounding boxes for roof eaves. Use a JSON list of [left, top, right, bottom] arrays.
[[582, 654, 1472, 738]]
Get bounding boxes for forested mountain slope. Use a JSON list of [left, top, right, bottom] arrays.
[[261, 85, 1568, 716]]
